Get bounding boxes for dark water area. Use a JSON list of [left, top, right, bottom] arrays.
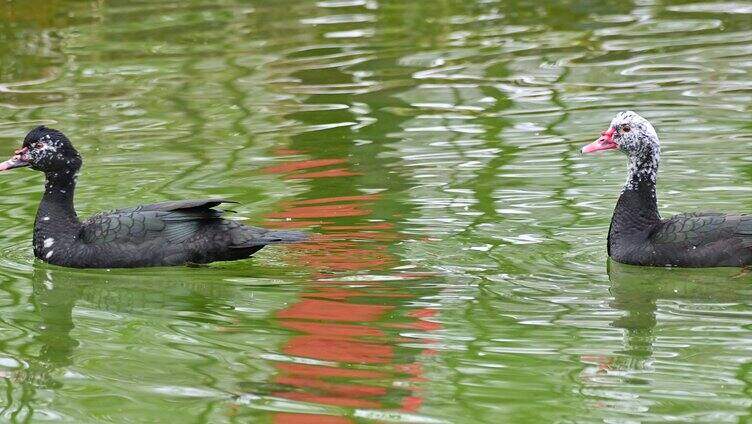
[[2, 0, 752, 422]]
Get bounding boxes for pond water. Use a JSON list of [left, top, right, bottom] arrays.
[[2, 0, 752, 422]]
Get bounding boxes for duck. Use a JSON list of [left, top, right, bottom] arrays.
[[0, 126, 307, 268], [582, 111, 752, 267]]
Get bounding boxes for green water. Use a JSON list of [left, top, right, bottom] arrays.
[[2, 0, 752, 422]]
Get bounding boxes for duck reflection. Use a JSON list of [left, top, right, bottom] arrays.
[[608, 260, 752, 330], [4, 261, 302, 420], [23, 264, 238, 385], [28, 267, 77, 385], [592, 261, 752, 370]]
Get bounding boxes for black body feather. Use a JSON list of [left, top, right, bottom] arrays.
[[592, 111, 752, 267], [9, 126, 306, 268]]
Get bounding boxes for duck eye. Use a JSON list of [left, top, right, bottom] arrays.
[[33, 141, 44, 149], [622, 125, 631, 133]]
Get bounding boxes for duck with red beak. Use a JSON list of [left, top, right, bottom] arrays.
[[580, 110, 752, 267], [0, 126, 307, 268]]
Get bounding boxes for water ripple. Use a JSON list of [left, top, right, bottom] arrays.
[[2, 0, 752, 422]]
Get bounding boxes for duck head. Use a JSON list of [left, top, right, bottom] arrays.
[[0, 126, 81, 175], [582, 111, 659, 157]]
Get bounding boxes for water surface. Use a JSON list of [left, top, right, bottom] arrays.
[[2, 0, 752, 422]]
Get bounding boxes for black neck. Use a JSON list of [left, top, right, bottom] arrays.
[[33, 171, 81, 256], [39, 172, 79, 222], [614, 179, 660, 226], [608, 152, 661, 253]]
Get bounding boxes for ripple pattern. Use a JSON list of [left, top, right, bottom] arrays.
[[1, 0, 752, 423]]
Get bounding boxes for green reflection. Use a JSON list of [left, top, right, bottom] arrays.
[[1, 0, 752, 422]]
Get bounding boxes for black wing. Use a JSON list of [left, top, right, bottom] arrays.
[[80, 199, 235, 245], [652, 212, 752, 247]]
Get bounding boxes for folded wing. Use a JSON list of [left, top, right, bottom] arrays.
[[652, 212, 752, 248], [80, 199, 234, 245]]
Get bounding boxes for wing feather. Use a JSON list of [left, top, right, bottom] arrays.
[[80, 199, 233, 245], [652, 212, 752, 247]]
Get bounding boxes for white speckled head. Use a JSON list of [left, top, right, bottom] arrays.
[[0, 126, 80, 173], [21, 126, 81, 175], [608, 111, 659, 157], [582, 111, 661, 193], [582, 111, 659, 156]]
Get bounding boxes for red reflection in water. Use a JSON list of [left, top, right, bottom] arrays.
[[287, 168, 362, 179], [277, 299, 391, 322], [284, 336, 393, 364], [263, 159, 347, 174], [260, 150, 439, 424], [291, 195, 382, 205], [275, 413, 350, 424], [282, 321, 384, 337], [277, 363, 388, 379], [266, 204, 370, 219], [292, 242, 393, 271]]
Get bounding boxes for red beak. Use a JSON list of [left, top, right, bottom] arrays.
[[0, 147, 30, 171], [582, 127, 618, 154]]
